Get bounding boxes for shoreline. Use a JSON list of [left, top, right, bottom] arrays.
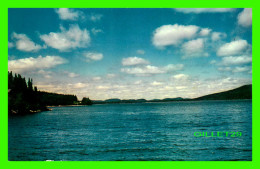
[[8, 107, 51, 116], [47, 99, 252, 107]]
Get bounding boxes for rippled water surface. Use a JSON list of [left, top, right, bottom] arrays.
[[8, 100, 252, 161]]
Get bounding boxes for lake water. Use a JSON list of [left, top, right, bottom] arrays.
[[8, 100, 252, 161]]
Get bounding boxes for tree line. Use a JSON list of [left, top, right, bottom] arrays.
[[8, 71, 92, 115]]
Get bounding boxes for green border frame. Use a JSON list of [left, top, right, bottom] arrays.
[[0, 0, 259, 168]]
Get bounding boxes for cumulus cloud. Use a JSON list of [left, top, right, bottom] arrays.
[[40, 24, 90, 51], [174, 8, 235, 13], [55, 8, 81, 21], [232, 66, 251, 73], [121, 65, 164, 76], [217, 39, 249, 56], [37, 69, 53, 79], [121, 63, 183, 76], [152, 24, 199, 48], [211, 32, 227, 41], [122, 57, 149, 66], [172, 74, 189, 80], [218, 66, 251, 73], [199, 28, 211, 36], [151, 81, 163, 86], [84, 52, 103, 62], [220, 55, 252, 66], [216, 55, 252, 74], [12, 33, 44, 52], [181, 38, 208, 58], [237, 8, 252, 27], [8, 55, 67, 73]]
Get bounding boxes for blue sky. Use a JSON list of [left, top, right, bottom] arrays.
[[8, 8, 252, 100]]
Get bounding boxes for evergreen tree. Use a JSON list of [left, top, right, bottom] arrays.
[[8, 71, 91, 115], [81, 97, 93, 105]]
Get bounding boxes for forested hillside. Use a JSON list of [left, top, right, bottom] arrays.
[[8, 72, 78, 115]]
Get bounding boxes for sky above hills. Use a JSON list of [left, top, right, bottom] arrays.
[[8, 8, 252, 100]]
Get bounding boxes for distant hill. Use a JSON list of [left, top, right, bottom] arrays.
[[93, 98, 148, 104], [194, 84, 252, 100], [91, 85, 252, 105], [105, 98, 122, 103], [149, 97, 190, 102]]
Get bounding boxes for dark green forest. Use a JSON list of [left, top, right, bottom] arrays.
[[8, 72, 92, 115]]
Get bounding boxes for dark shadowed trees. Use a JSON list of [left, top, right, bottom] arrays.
[[8, 71, 88, 115]]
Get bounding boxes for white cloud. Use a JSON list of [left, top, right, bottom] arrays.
[[63, 71, 80, 78], [121, 63, 183, 76], [34, 73, 251, 100], [90, 14, 103, 21], [91, 28, 103, 35], [174, 8, 235, 13], [211, 32, 227, 41], [92, 76, 101, 81], [137, 49, 145, 55], [220, 55, 252, 66], [8, 42, 14, 48], [55, 8, 81, 21], [68, 72, 79, 78], [122, 57, 149, 66], [176, 86, 187, 90], [68, 82, 88, 89], [199, 28, 211, 36], [218, 66, 251, 73], [217, 39, 249, 56], [8, 55, 67, 73], [151, 81, 163, 86], [152, 24, 199, 48], [238, 8, 252, 27], [172, 74, 189, 80], [181, 38, 208, 58], [163, 64, 184, 72], [121, 65, 164, 76], [40, 24, 90, 51], [96, 85, 110, 90], [37, 70, 52, 79], [218, 67, 232, 72], [84, 52, 103, 62], [12, 33, 44, 52], [232, 66, 251, 73]]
